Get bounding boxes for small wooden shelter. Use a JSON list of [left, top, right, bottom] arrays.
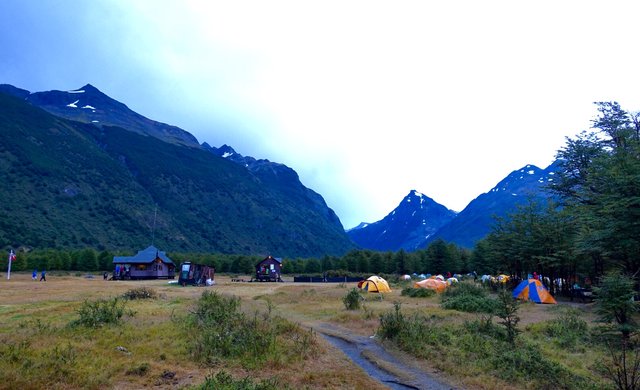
[[112, 245, 176, 280], [254, 256, 283, 282], [178, 262, 215, 286]]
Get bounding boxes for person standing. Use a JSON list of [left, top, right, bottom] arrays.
[[39, 270, 46, 281], [32, 269, 37, 281]]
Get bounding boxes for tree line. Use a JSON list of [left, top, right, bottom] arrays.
[[0, 242, 471, 277]]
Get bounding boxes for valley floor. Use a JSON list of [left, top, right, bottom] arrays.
[[0, 273, 599, 389]]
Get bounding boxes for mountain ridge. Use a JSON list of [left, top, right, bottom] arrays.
[[346, 190, 457, 251], [349, 162, 559, 251], [422, 162, 559, 248], [1, 83, 201, 147], [0, 84, 354, 257]]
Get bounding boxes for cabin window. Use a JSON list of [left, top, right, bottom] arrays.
[[270, 264, 275, 270], [159, 265, 163, 271]]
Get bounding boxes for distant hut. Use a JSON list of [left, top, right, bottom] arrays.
[[112, 245, 176, 280], [178, 262, 215, 286], [254, 256, 283, 282]]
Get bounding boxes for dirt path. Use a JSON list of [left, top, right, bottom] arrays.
[[313, 321, 459, 390]]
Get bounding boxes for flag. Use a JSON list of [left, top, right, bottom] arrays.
[[7, 250, 15, 280]]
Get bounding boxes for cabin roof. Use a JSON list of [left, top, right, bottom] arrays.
[[113, 245, 174, 265], [257, 256, 283, 264]]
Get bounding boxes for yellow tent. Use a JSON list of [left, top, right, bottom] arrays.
[[358, 276, 392, 293], [414, 278, 447, 293]]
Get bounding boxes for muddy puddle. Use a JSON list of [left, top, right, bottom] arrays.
[[317, 324, 457, 390]]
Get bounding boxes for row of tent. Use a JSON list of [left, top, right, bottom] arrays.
[[358, 275, 557, 304]]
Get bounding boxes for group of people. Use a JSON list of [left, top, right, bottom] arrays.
[[31, 269, 46, 281]]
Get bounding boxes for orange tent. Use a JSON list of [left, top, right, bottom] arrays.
[[512, 279, 557, 304], [414, 278, 447, 293]]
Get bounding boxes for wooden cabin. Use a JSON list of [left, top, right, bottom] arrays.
[[112, 246, 176, 280], [255, 256, 283, 282], [178, 262, 215, 286]]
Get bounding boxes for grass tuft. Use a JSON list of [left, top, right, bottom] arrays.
[[122, 287, 158, 300], [70, 297, 130, 328]]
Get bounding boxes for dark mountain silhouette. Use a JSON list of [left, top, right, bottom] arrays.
[[348, 163, 559, 251], [347, 190, 457, 251], [0, 85, 354, 257], [423, 162, 559, 248], [18, 84, 199, 147]]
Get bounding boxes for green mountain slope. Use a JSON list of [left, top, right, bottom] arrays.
[[0, 91, 354, 257]]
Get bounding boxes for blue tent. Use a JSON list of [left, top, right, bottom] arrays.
[[512, 279, 557, 304]]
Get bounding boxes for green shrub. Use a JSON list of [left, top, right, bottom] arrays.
[[440, 282, 496, 313], [543, 309, 589, 350], [401, 287, 435, 298], [192, 370, 287, 390], [189, 291, 317, 368], [122, 287, 157, 300], [494, 289, 520, 345], [489, 341, 592, 389], [342, 288, 363, 310], [463, 315, 502, 339], [70, 297, 128, 328], [441, 281, 487, 298], [377, 303, 454, 357], [441, 294, 497, 313], [377, 303, 406, 340], [126, 362, 150, 376]]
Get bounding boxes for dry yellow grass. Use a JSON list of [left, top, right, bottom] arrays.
[[0, 273, 390, 390], [0, 273, 602, 389]]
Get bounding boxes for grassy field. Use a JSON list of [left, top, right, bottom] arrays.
[[0, 273, 611, 389]]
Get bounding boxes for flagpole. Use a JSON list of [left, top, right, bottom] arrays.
[[7, 250, 13, 280]]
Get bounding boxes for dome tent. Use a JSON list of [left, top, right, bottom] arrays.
[[358, 276, 392, 293], [414, 278, 447, 293], [512, 279, 557, 304]]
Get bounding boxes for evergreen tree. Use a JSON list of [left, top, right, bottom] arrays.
[[394, 250, 408, 274], [426, 239, 449, 274], [304, 258, 321, 273], [369, 252, 383, 274], [320, 255, 334, 272], [552, 102, 640, 277], [80, 248, 98, 271], [98, 250, 112, 271]]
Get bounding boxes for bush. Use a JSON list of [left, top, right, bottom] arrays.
[[342, 288, 363, 310], [377, 303, 406, 340], [440, 282, 496, 313], [377, 303, 454, 357], [401, 287, 435, 298], [192, 370, 287, 390], [126, 362, 150, 376], [494, 289, 520, 344], [189, 291, 317, 368], [122, 287, 157, 300], [489, 341, 589, 389], [70, 297, 128, 328], [543, 309, 589, 350]]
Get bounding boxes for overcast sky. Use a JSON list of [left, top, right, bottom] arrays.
[[2, 1, 640, 229]]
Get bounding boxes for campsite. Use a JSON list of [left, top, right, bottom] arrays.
[[0, 270, 622, 390]]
